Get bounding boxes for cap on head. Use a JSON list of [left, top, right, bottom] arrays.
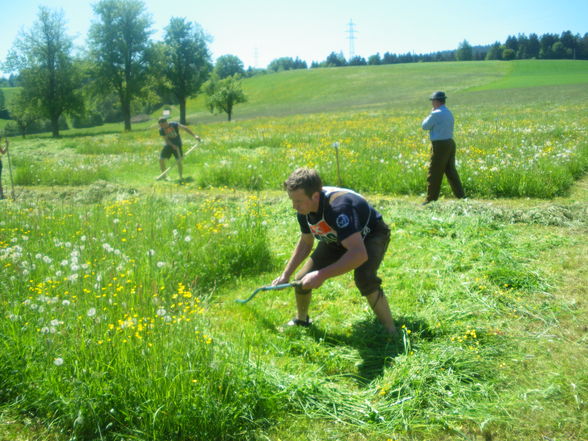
[[429, 91, 447, 101]]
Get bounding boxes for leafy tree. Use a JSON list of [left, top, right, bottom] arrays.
[[4, 7, 82, 137], [502, 48, 516, 60], [505, 35, 519, 52], [6, 90, 42, 137], [539, 33, 558, 59], [560, 31, 577, 58], [158, 18, 211, 124], [348, 56, 367, 66], [397, 52, 416, 63], [527, 33, 541, 58], [515, 34, 529, 59], [325, 52, 346, 67], [268, 57, 294, 72], [203, 73, 246, 121], [578, 33, 588, 59], [267, 57, 307, 72], [88, 0, 153, 131], [456, 40, 473, 61], [368, 53, 381, 65], [485, 42, 503, 60], [0, 89, 7, 119], [382, 52, 398, 64], [551, 41, 570, 59], [214, 55, 245, 79]]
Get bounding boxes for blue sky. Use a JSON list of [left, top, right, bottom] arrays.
[[1, 0, 587, 74]]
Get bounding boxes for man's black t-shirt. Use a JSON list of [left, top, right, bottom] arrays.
[[159, 122, 182, 147], [296, 186, 383, 250]]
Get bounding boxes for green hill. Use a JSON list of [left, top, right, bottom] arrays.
[[183, 60, 588, 123]]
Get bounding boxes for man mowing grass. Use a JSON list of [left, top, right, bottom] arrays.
[[157, 117, 201, 182], [273, 168, 398, 336]]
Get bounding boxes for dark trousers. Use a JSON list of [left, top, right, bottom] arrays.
[[426, 139, 465, 202], [296, 220, 390, 296]]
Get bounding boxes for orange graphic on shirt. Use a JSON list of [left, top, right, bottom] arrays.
[[309, 220, 338, 243]]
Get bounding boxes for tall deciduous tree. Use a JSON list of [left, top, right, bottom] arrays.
[[6, 90, 42, 137], [88, 0, 152, 131], [325, 52, 347, 67], [4, 7, 82, 137], [485, 42, 503, 60], [456, 40, 473, 61], [0, 90, 7, 119], [214, 55, 245, 79], [527, 33, 541, 59], [160, 17, 212, 125], [203, 73, 247, 122]]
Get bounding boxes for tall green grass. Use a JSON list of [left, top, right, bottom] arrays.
[[8, 99, 588, 197], [0, 195, 275, 440], [1, 189, 586, 440], [4, 60, 588, 197]]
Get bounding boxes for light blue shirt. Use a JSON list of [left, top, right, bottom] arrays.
[[421, 105, 454, 141]]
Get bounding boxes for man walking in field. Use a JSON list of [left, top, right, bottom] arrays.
[[273, 168, 398, 336], [421, 91, 465, 204], [157, 117, 201, 181]]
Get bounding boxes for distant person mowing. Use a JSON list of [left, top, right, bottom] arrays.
[[273, 168, 398, 337], [421, 91, 465, 204], [0, 136, 8, 200], [157, 118, 201, 181]]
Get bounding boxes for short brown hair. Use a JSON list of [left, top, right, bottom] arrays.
[[158, 117, 168, 124], [283, 168, 323, 198]]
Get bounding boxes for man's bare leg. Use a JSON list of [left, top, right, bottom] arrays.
[[177, 158, 183, 181], [157, 158, 168, 180], [293, 258, 315, 321], [365, 290, 398, 336]]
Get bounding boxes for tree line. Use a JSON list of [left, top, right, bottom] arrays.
[[264, 30, 588, 71], [0, 0, 247, 137]]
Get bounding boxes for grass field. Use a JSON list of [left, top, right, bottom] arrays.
[[1, 60, 587, 440]]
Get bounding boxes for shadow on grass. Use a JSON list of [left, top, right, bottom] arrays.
[[305, 316, 432, 386], [246, 307, 433, 386]]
